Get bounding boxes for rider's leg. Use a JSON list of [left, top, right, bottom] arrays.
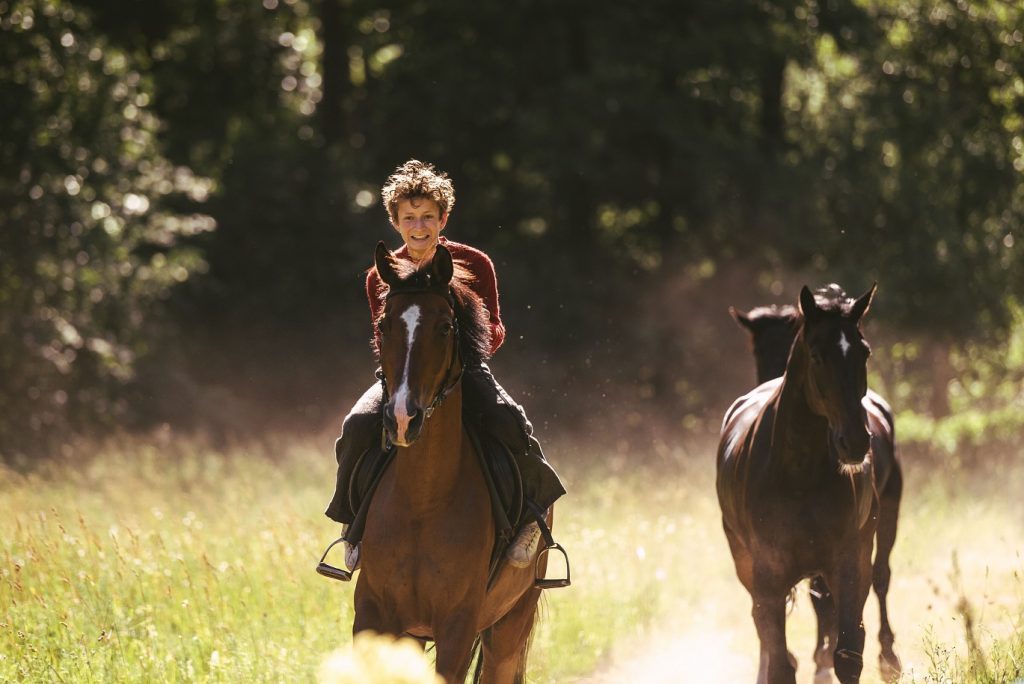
[[462, 364, 565, 566], [325, 381, 384, 570]]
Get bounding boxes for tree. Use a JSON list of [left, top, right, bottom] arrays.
[[0, 1, 214, 458]]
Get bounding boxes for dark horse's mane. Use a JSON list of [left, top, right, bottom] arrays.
[[741, 285, 859, 329], [746, 304, 799, 324], [372, 257, 492, 367]]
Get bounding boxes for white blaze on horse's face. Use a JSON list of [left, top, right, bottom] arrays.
[[839, 331, 851, 358], [391, 304, 421, 445]]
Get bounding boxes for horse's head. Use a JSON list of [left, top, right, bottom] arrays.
[[795, 283, 876, 466], [730, 305, 801, 384], [374, 242, 460, 447]]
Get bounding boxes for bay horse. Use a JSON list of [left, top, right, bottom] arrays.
[[717, 285, 881, 684], [730, 299, 902, 681], [349, 242, 549, 684]]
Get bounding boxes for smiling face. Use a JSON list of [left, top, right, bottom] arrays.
[[391, 197, 448, 261]]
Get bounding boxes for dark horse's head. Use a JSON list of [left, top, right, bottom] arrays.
[[730, 304, 801, 385], [373, 242, 490, 447], [795, 283, 876, 466]]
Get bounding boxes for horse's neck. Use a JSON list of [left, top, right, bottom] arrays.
[[770, 344, 829, 478], [391, 384, 468, 508]]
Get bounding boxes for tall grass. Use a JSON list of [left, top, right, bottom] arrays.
[[0, 437, 353, 683], [1, 433, 1022, 682]]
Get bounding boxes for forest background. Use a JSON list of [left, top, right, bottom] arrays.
[[4, 1, 1024, 682], [3, 0, 1024, 483]]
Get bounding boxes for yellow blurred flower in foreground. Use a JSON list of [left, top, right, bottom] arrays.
[[318, 631, 442, 684]]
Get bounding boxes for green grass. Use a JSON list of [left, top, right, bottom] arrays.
[[1, 438, 353, 683], [1, 434, 1022, 682]]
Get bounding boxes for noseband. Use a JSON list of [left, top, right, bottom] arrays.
[[382, 285, 463, 420]]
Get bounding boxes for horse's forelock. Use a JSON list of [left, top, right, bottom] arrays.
[[811, 284, 860, 317]]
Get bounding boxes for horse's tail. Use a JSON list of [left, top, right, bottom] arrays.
[[470, 633, 484, 684], [513, 591, 545, 682]]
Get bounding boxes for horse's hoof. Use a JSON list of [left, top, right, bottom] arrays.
[[879, 651, 902, 682], [814, 668, 835, 684]]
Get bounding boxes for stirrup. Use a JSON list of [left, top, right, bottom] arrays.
[[524, 500, 570, 589], [534, 541, 570, 589], [316, 536, 353, 582]]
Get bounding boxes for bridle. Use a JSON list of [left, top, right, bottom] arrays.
[[381, 285, 463, 422]]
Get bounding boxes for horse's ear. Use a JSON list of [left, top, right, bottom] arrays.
[[798, 286, 820, 322], [431, 245, 454, 285], [374, 241, 399, 287], [849, 282, 877, 323], [729, 307, 754, 332]]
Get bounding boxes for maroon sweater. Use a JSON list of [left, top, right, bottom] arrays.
[[366, 237, 506, 356]]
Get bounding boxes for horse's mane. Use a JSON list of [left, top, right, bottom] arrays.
[[373, 258, 492, 367]]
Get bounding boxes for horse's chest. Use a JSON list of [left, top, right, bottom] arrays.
[[360, 486, 494, 619], [748, 486, 860, 548]]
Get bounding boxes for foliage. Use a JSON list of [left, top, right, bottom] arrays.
[[885, 300, 1024, 460], [0, 0, 213, 457], [2, 0, 1024, 446]]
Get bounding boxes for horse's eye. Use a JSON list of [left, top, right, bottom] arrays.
[[440, 322, 452, 337]]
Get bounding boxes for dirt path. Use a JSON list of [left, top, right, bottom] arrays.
[[577, 549, 1021, 684]]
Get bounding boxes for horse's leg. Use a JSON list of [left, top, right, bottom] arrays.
[[810, 575, 837, 682], [831, 542, 872, 684], [752, 568, 796, 684], [434, 616, 480, 684], [874, 463, 903, 682], [478, 587, 542, 683], [352, 580, 401, 638]]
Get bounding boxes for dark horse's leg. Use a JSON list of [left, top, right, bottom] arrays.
[[830, 541, 872, 684], [874, 464, 903, 682], [752, 567, 796, 684], [810, 576, 838, 680], [477, 585, 542, 683]]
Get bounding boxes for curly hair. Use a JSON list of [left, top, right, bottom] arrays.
[[380, 159, 456, 220]]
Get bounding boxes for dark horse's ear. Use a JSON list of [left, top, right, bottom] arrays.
[[729, 307, 755, 332], [798, 286, 820, 323], [374, 241, 400, 287], [849, 282, 877, 324], [430, 245, 454, 286]]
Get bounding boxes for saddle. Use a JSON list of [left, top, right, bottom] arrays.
[[343, 417, 525, 556], [318, 382, 569, 589]]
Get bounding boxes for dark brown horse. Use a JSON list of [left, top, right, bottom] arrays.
[[730, 300, 902, 681], [349, 243, 549, 684], [718, 285, 881, 684]]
